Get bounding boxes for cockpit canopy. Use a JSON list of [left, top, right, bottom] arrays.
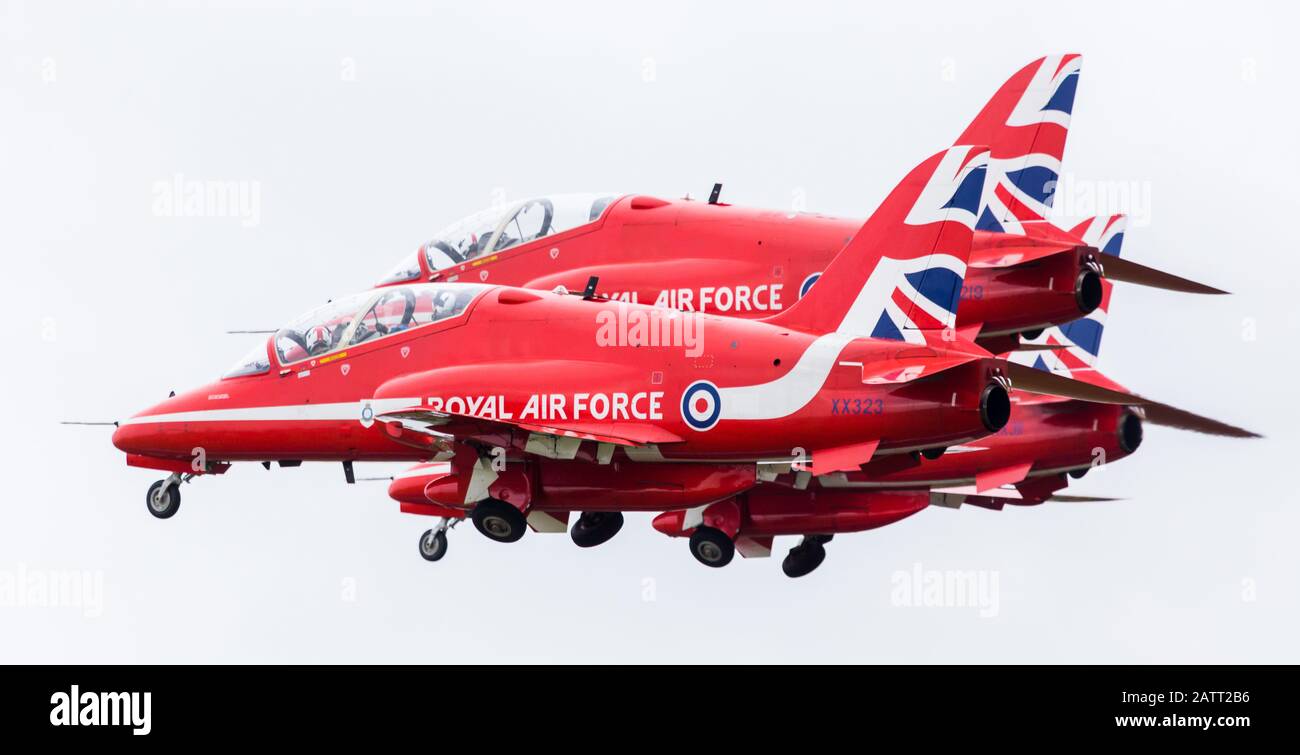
[[377, 193, 618, 285], [223, 283, 490, 378]]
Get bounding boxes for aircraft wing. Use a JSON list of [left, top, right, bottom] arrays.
[[932, 472, 1120, 510]]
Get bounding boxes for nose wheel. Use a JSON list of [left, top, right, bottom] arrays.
[[782, 535, 830, 578], [570, 511, 625, 548], [689, 526, 735, 568], [145, 474, 185, 519], [418, 526, 449, 562]]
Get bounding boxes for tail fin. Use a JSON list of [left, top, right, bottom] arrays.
[[765, 145, 989, 342], [958, 55, 1082, 235], [1014, 215, 1126, 376]]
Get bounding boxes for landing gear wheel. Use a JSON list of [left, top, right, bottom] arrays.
[[1068, 468, 1088, 479], [471, 499, 527, 543], [145, 480, 181, 519], [570, 511, 624, 548], [921, 447, 946, 460], [418, 529, 448, 562], [689, 526, 735, 568], [782, 540, 827, 578]]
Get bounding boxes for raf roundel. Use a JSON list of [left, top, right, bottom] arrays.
[[799, 272, 821, 299], [681, 380, 722, 431]]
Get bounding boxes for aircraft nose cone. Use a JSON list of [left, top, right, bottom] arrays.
[[112, 396, 182, 456], [111, 422, 147, 455]]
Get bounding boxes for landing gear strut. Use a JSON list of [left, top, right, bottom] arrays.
[[689, 526, 735, 568], [145, 473, 188, 519], [471, 499, 528, 543], [418, 519, 451, 562], [782, 535, 830, 578], [570, 511, 624, 548]]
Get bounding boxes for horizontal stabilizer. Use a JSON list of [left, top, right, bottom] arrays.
[[1004, 361, 1147, 405], [1047, 494, 1123, 502], [1102, 255, 1228, 295], [1141, 401, 1261, 438], [850, 336, 991, 385], [969, 232, 1078, 268]]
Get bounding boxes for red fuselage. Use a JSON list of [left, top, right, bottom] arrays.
[[391, 196, 1099, 339], [112, 283, 1006, 469]]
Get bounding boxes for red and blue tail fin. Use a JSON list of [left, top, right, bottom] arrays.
[[957, 55, 1082, 236], [765, 145, 989, 341]]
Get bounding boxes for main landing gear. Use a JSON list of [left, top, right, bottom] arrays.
[[689, 526, 736, 568], [570, 511, 624, 548], [145, 473, 191, 519], [471, 498, 528, 543], [782, 535, 832, 578]]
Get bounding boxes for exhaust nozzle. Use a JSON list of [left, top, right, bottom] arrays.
[[1119, 411, 1144, 454], [1075, 268, 1104, 314], [979, 383, 1011, 432]]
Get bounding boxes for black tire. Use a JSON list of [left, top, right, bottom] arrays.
[[570, 511, 625, 548], [418, 529, 448, 562], [1068, 467, 1088, 480], [689, 526, 735, 568], [471, 499, 527, 543], [145, 480, 180, 519], [921, 447, 946, 460], [1021, 328, 1045, 341], [782, 541, 826, 578]]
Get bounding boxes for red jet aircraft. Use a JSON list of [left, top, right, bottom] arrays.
[[112, 145, 1155, 574], [377, 56, 1222, 354], [652, 213, 1256, 574], [386, 214, 1255, 576]]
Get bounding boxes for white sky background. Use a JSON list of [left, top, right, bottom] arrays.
[[2, 0, 1297, 663]]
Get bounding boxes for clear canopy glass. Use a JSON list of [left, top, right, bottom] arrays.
[[377, 251, 423, 285], [422, 193, 618, 271], [223, 341, 272, 378], [223, 283, 491, 371]]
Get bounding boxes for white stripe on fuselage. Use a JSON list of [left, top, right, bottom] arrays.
[[718, 333, 854, 421], [717, 252, 966, 422], [119, 398, 421, 425]]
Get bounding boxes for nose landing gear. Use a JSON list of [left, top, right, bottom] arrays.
[[145, 473, 189, 519], [418, 518, 452, 562]]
